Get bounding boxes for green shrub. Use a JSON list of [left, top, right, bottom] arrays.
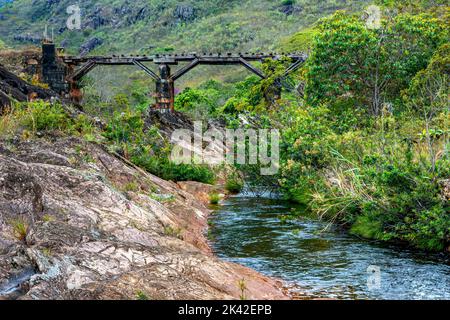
[[102, 108, 144, 144], [0, 101, 96, 138], [209, 192, 220, 204], [131, 155, 215, 184], [10, 218, 28, 242], [18, 101, 70, 132], [350, 214, 384, 240], [225, 176, 244, 194], [281, 0, 295, 6]]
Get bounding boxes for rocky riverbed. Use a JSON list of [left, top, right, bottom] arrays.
[[0, 135, 287, 300]]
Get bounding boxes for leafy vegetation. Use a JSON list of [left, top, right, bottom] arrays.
[[209, 192, 220, 204], [0, 0, 370, 54], [278, 7, 449, 251], [165, 4, 449, 251], [0, 101, 216, 185], [1, 1, 448, 253], [225, 174, 244, 194], [10, 217, 28, 242]]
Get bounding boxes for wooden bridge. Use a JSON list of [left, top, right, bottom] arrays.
[[41, 42, 307, 112]]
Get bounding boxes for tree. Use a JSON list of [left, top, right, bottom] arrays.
[[304, 11, 446, 116], [403, 43, 449, 175]]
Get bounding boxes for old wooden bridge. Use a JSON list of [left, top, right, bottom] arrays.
[[42, 42, 306, 112]]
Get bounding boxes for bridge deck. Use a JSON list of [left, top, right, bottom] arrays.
[[62, 53, 306, 65]]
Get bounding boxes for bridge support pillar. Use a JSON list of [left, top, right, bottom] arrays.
[[155, 64, 174, 113], [41, 42, 69, 94]]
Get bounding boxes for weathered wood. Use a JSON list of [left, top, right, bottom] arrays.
[[62, 53, 306, 66], [171, 58, 200, 81], [239, 58, 265, 79], [69, 60, 97, 81], [132, 60, 160, 81], [45, 43, 308, 112]]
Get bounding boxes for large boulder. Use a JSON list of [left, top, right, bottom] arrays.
[[0, 64, 57, 113]]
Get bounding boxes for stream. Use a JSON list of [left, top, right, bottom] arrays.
[[209, 195, 450, 300]]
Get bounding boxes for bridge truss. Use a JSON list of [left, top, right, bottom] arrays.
[[42, 42, 307, 112]]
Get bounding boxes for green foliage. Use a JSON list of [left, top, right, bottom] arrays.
[[103, 108, 145, 145], [304, 11, 447, 115], [175, 80, 234, 119], [280, 103, 449, 250], [221, 76, 262, 114], [101, 108, 216, 184], [277, 6, 449, 251], [209, 192, 220, 204], [10, 218, 28, 242], [280, 27, 318, 52], [225, 173, 244, 194], [132, 154, 215, 184], [0, 101, 97, 138], [281, 0, 295, 6], [19, 101, 71, 132], [350, 214, 384, 239], [135, 291, 149, 300], [403, 43, 449, 116]]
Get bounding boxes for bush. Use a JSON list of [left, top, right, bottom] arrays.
[[0, 101, 96, 138], [209, 192, 220, 204], [18, 101, 70, 132], [131, 155, 215, 184], [225, 175, 244, 194]]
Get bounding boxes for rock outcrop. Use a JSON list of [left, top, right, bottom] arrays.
[[79, 37, 103, 56], [0, 136, 287, 300], [0, 64, 57, 113], [173, 5, 196, 23]]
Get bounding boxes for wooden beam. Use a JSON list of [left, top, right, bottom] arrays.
[[132, 60, 160, 81], [69, 60, 97, 81], [62, 53, 307, 66], [239, 58, 265, 79], [281, 59, 305, 78], [170, 58, 200, 81]]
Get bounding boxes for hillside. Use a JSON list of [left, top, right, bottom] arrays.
[[0, 0, 369, 55], [0, 0, 448, 302]]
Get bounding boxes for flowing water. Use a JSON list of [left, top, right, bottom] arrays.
[[209, 195, 450, 300]]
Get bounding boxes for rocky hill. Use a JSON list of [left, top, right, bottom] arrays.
[[0, 0, 369, 55]]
